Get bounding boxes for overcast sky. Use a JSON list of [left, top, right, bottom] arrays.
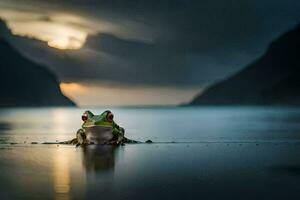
[[0, 0, 300, 105]]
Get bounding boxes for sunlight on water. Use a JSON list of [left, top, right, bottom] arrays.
[[53, 148, 71, 200], [52, 109, 76, 141], [52, 147, 86, 200]]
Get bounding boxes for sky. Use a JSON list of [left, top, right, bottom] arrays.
[[0, 0, 300, 106]]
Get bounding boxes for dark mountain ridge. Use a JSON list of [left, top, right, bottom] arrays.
[[190, 23, 300, 105], [0, 20, 75, 107]]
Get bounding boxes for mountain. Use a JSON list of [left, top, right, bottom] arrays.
[[0, 20, 75, 107], [189, 24, 300, 105]]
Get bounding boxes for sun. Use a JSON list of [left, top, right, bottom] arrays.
[[47, 35, 85, 50], [5, 17, 87, 50], [43, 24, 87, 49]]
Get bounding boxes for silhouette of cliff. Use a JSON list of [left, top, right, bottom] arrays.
[[0, 20, 75, 107], [190, 24, 300, 105]]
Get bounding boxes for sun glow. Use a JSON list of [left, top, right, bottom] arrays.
[[59, 82, 201, 106], [47, 35, 85, 50], [60, 82, 86, 93], [8, 21, 88, 49], [44, 24, 87, 49], [7, 21, 88, 49]]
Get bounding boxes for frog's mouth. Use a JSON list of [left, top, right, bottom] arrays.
[[85, 125, 113, 144]]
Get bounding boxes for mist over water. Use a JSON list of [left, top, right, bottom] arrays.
[[1, 107, 300, 199]]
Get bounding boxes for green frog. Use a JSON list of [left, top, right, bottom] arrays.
[[65, 110, 150, 146], [75, 110, 126, 145]]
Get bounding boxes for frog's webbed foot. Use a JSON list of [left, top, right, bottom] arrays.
[[59, 137, 78, 144], [104, 137, 125, 146], [122, 137, 140, 144], [69, 138, 78, 144], [105, 137, 138, 145], [104, 140, 116, 145]]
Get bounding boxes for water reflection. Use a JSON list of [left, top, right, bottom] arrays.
[[80, 145, 119, 199], [53, 148, 71, 200], [81, 145, 117, 174]]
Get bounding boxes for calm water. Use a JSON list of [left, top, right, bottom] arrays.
[[1, 107, 300, 199]]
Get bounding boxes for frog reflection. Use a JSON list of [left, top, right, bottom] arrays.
[[81, 145, 117, 173]]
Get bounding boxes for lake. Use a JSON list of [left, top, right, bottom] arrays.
[[1, 107, 300, 199]]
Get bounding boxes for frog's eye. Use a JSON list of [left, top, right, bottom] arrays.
[[107, 112, 114, 122], [82, 113, 88, 122]]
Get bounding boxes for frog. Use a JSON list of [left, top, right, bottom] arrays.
[[79, 110, 127, 145], [62, 110, 153, 146], [66, 110, 139, 146]]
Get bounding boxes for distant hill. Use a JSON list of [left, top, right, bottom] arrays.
[[189, 24, 300, 105], [0, 20, 75, 107]]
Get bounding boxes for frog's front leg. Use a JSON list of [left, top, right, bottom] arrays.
[[107, 127, 125, 145], [117, 127, 125, 144], [76, 128, 89, 146]]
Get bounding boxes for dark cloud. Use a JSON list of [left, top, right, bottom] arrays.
[[1, 0, 300, 86], [8, 32, 188, 85], [84, 33, 187, 85]]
